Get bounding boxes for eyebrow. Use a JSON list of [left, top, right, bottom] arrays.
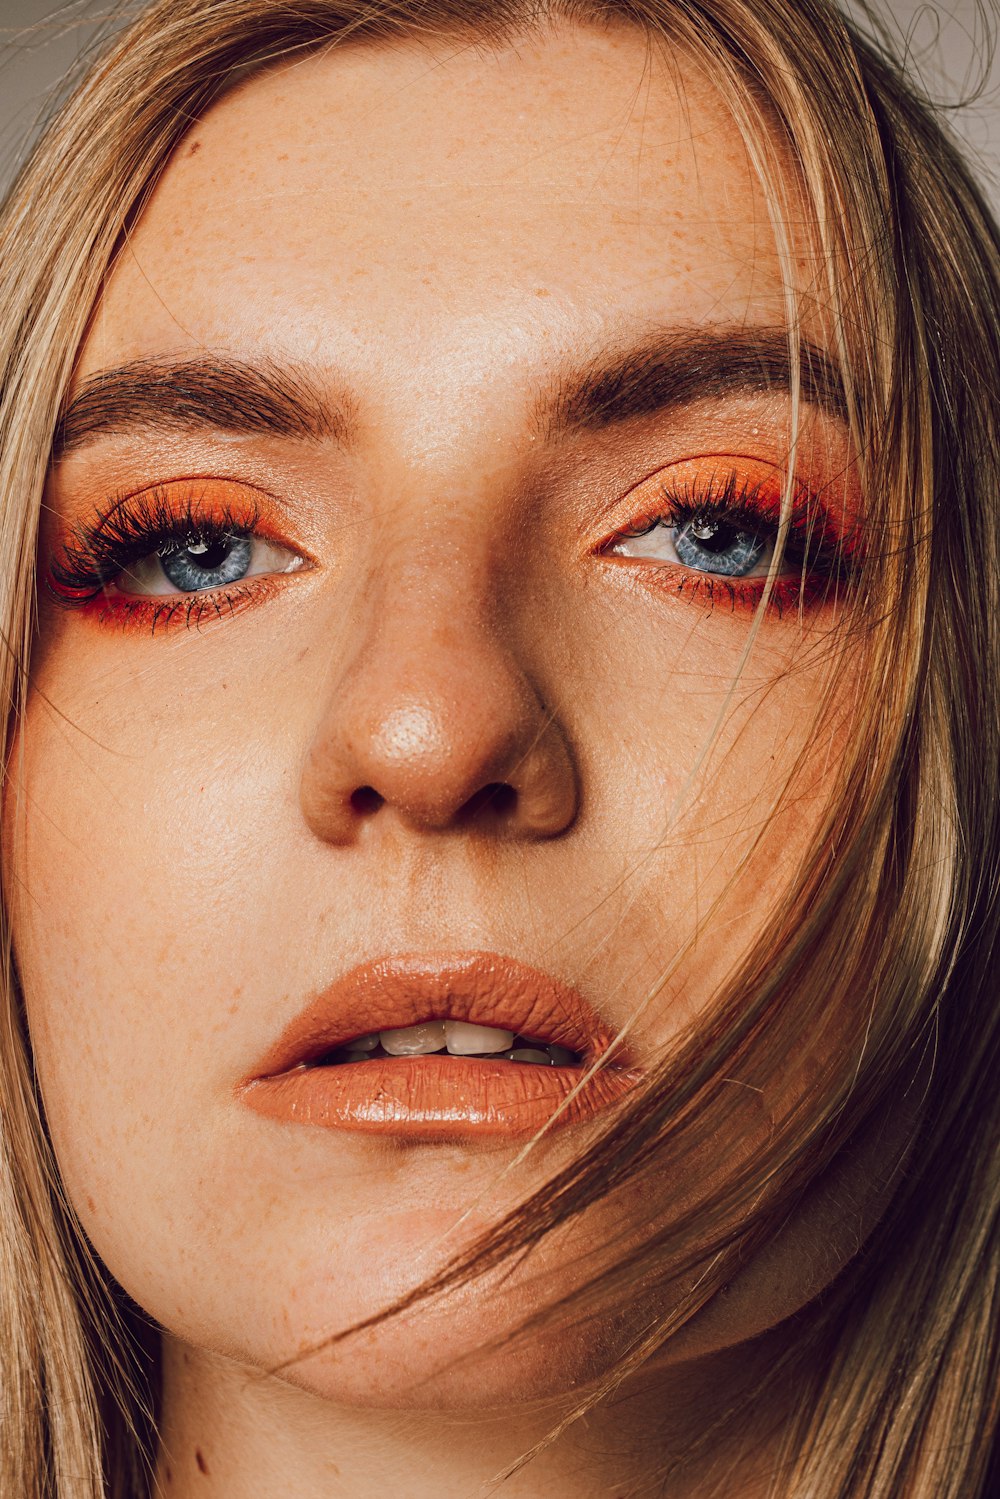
[[52, 327, 847, 460], [542, 327, 848, 434], [53, 355, 351, 458]]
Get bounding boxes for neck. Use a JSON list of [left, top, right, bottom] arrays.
[[150, 1328, 799, 1499]]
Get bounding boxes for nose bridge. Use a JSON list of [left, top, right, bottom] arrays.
[[373, 516, 494, 643], [351, 524, 528, 774], [356, 492, 506, 679], [299, 493, 578, 842]]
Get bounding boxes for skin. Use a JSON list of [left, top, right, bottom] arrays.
[[2, 20, 901, 1499]]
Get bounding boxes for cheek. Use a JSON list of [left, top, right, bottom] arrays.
[[588, 611, 854, 1033], [1, 676, 271, 1273]]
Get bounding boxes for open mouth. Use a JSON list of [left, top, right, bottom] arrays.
[[311, 1020, 581, 1069], [240, 952, 639, 1139]]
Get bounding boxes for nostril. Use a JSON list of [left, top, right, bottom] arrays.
[[459, 782, 518, 822], [350, 786, 384, 816]]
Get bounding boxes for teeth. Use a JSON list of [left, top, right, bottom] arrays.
[[444, 1020, 515, 1055], [316, 1023, 582, 1067], [379, 1021, 447, 1056], [348, 1033, 379, 1052]]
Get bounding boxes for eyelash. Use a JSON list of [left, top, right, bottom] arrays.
[[47, 485, 281, 634], [596, 468, 853, 614], [46, 466, 853, 636]]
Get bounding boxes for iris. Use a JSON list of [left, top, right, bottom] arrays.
[[155, 535, 253, 592], [673, 516, 769, 577]]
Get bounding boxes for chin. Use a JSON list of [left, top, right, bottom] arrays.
[[253, 1226, 624, 1412], [163, 1205, 629, 1414], [271, 1296, 613, 1413]]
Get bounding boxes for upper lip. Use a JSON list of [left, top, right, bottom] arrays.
[[247, 951, 628, 1078]]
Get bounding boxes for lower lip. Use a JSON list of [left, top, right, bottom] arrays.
[[242, 1054, 640, 1138]]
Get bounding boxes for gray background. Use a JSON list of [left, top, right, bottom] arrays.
[[1, 0, 998, 210]]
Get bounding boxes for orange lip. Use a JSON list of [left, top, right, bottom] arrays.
[[238, 952, 641, 1139]]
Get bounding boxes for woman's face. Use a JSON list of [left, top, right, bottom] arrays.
[[5, 23, 860, 1409]]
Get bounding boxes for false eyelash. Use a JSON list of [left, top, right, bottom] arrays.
[[48, 486, 263, 604], [617, 469, 851, 574]]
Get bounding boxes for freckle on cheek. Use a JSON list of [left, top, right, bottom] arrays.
[[195, 1447, 209, 1475]]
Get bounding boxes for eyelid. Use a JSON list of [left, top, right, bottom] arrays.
[[590, 452, 856, 557], [45, 475, 316, 633], [596, 454, 792, 537], [77, 475, 292, 543], [49, 476, 314, 581]]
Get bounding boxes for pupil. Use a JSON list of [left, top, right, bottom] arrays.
[[183, 537, 231, 570], [691, 517, 745, 555]]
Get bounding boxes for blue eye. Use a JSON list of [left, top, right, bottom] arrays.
[[119, 532, 302, 597], [673, 516, 770, 577], [610, 513, 775, 578], [155, 535, 253, 591]]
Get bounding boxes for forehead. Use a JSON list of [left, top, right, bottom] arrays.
[[78, 23, 812, 387]]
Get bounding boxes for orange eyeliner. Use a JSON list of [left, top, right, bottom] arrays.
[[46, 476, 301, 634], [592, 453, 858, 614]]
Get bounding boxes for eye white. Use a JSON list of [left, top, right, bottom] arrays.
[[609, 523, 683, 565], [609, 520, 776, 579], [119, 537, 304, 597]]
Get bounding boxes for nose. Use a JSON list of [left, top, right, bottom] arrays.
[[298, 547, 579, 845]]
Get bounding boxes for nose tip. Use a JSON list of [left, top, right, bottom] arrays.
[[299, 681, 579, 845], [367, 703, 454, 791]]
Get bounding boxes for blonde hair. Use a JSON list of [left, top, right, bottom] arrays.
[[0, 2, 997, 1495]]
